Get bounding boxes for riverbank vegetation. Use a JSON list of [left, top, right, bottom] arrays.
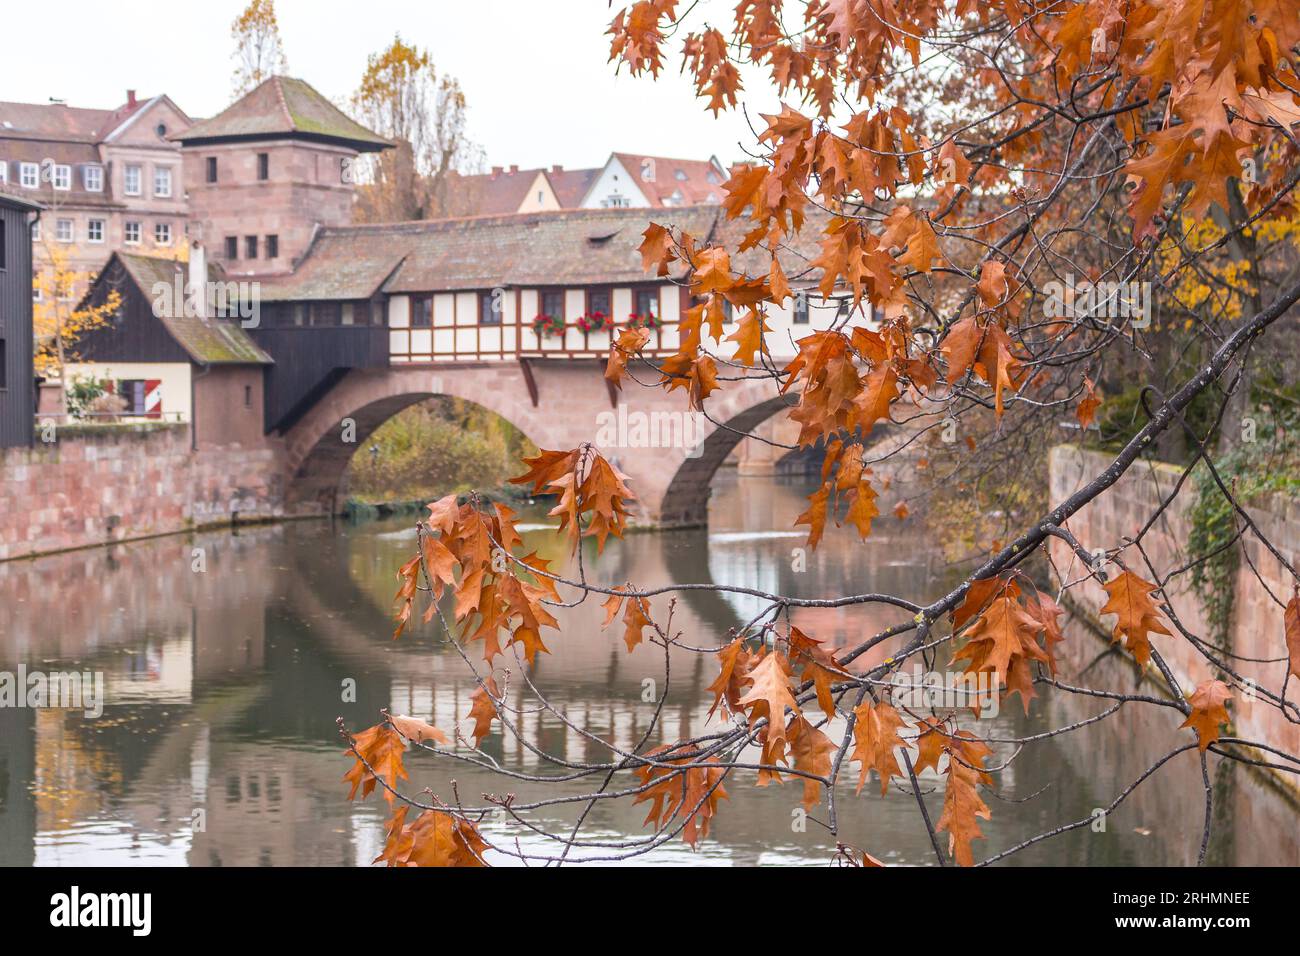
[[343, 397, 536, 505]]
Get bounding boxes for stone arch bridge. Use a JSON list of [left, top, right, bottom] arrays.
[[282, 360, 922, 528]]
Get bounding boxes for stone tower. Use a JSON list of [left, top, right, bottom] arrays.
[[174, 76, 390, 278]]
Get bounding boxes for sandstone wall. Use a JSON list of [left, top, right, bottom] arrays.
[[0, 423, 305, 561], [1048, 444, 1300, 785]]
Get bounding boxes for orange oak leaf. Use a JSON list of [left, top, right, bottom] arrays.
[[789, 716, 837, 809], [707, 637, 755, 719], [622, 594, 654, 652], [851, 698, 907, 796], [1076, 377, 1102, 429], [633, 745, 728, 849], [1100, 569, 1172, 668], [343, 722, 409, 805], [1179, 679, 1232, 752], [376, 806, 490, 867], [388, 714, 448, 747], [1284, 590, 1300, 681], [466, 676, 500, 749]]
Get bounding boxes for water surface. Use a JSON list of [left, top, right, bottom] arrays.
[[0, 473, 1294, 866]]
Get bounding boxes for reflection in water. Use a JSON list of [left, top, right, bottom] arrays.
[[0, 473, 1295, 866]]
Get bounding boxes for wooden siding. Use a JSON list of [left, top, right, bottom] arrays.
[[0, 200, 36, 447], [250, 321, 389, 433], [76, 260, 194, 365]]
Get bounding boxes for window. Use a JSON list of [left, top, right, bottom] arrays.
[[721, 299, 734, 322], [341, 302, 355, 326], [257, 153, 269, 180], [206, 157, 218, 183], [156, 123, 168, 138], [792, 294, 810, 324], [114, 379, 158, 416], [225, 236, 238, 259], [30, 219, 40, 242], [244, 235, 258, 259], [587, 289, 611, 319], [124, 164, 142, 195], [410, 295, 433, 327], [33, 283, 42, 302], [155, 222, 172, 245], [56, 219, 74, 243], [83, 165, 103, 192], [87, 219, 105, 243], [540, 289, 564, 319], [0, 341, 5, 389], [675, 169, 688, 181], [479, 291, 502, 325], [124, 221, 141, 244], [312, 302, 342, 326], [0, 217, 5, 270], [266, 234, 278, 259], [52, 164, 71, 190], [153, 166, 173, 197], [20, 162, 39, 188], [244, 385, 252, 407], [635, 288, 659, 318], [0, 161, 7, 183]]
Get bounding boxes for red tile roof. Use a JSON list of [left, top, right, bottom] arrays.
[[545, 167, 600, 207], [0, 96, 152, 143], [444, 167, 550, 217], [610, 153, 726, 207]]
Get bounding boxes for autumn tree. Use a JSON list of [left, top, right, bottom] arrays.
[[230, 0, 289, 99], [349, 35, 482, 222], [342, 1, 1300, 867]]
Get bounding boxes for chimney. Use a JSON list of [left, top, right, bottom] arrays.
[[509, 164, 519, 174], [188, 241, 207, 319], [126, 89, 137, 108], [491, 165, 503, 178], [551, 165, 563, 173]]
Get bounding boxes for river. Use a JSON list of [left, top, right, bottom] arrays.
[[0, 473, 1294, 866]]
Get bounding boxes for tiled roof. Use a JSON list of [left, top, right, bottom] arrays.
[[611, 153, 726, 207], [545, 167, 600, 207], [261, 205, 827, 300], [257, 229, 409, 301], [115, 253, 274, 365], [176, 77, 390, 150], [444, 167, 549, 217]]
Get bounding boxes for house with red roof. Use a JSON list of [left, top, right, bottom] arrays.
[[0, 90, 193, 303]]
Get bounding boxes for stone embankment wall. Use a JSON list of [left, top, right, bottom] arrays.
[[1048, 444, 1300, 786], [0, 423, 310, 561]]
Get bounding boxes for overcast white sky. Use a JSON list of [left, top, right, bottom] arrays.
[[5, 0, 784, 170]]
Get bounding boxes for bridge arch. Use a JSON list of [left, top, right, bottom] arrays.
[[281, 362, 919, 527], [281, 364, 588, 512]]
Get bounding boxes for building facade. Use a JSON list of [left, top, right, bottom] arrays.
[[0, 190, 41, 447], [174, 76, 392, 279], [0, 92, 192, 304], [447, 153, 729, 217]]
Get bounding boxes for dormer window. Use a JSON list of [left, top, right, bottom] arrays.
[[674, 169, 687, 181], [83, 164, 103, 192]]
